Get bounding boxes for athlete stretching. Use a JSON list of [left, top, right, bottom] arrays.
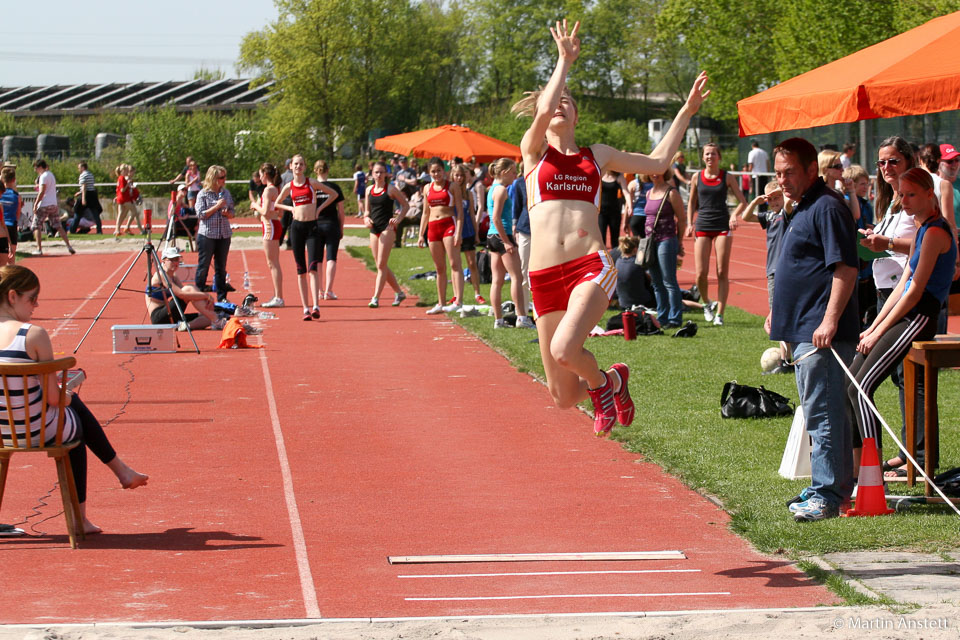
[[513, 20, 709, 436]]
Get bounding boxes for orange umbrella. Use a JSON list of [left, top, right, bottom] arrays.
[[737, 11, 960, 136], [374, 125, 521, 163]]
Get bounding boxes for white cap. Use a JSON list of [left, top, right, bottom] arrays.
[[161, 246, 183, 260]]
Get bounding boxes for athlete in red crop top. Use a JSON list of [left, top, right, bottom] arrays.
[[275, 154, 338, 319], [514, 19, 709, 437], [418, 159, 465, 314]]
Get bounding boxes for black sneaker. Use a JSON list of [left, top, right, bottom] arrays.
[[672, 321, 698, 338]]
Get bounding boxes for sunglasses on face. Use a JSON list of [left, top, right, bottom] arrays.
[[829, 164, 842, 170], [944, 158, 960, 165], [876, 158, 902, 168]]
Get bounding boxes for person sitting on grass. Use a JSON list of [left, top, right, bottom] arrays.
[[614, 236, 655, 311], [145, 246, 221, 331], [0, 264, 148, 534]]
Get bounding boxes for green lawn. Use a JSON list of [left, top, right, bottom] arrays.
[[348, 243, 960, 556]]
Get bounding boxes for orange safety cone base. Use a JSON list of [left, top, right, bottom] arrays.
[[843, 437, 895, 518]]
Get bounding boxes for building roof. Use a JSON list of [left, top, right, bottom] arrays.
[[0, 79, 273, 117]]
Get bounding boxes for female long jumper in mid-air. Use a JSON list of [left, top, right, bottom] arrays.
[[512, 19, 709, 436]]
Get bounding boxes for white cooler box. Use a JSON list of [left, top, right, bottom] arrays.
[[112, 324, 178, 354]]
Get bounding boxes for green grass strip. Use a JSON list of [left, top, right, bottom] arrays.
[[348, 243, 960, 555]]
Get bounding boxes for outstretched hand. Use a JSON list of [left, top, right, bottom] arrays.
[[550, 19, 580, 63], [684, 71, 711, 115]]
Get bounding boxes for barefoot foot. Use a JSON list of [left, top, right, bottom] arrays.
[[120, 471, 149, 490], [83, 519, 102, 535]]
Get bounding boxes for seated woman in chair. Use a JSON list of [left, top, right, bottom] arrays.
[[145, 246, 220, 331], [0, 265, 148, 534]]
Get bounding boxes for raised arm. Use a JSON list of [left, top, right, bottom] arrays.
[[593, 72, 710, 175], [519, 20, 580, 167]]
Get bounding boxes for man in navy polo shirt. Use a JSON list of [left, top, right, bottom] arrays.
[[768, 137, 859, 522]]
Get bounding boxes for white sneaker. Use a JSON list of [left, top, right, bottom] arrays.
[[392, 292, 406, 306], [324, 291, 338, 300], [369, 297, 379, 308], [713, 314, 724, 326], [442, 302, 461, 313], [210, 317, 227, 330], [703, 300, 718, 323], [425, 303, 444, 315], [516, 315, 536, 329], [494, 318, 510, 328], [261, 297, 285, 308]]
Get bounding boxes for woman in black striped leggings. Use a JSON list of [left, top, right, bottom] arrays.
[[847, 168, 957, 466]]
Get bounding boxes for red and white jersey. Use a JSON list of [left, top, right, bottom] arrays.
[[526, 145, 602, 210], [290, 180, 315, 206], [427, 180, 455, 208]]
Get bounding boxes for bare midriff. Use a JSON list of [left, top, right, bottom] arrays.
[[292, 202, 317, 223], [528, 199, 605, 271], [429, 205, 456, 220]]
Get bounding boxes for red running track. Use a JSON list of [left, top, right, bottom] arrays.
[[0, 229, 835, 623]]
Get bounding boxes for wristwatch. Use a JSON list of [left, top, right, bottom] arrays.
[[887, 236, 895, 251]]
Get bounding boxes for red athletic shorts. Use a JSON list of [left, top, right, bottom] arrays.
[[529, 250, 617, 317], [262, 218, 282, 241], [427, 216, 456, 242], [695, 230, 729, 238]]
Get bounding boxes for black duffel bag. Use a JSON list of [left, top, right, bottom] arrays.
[[720, 381, 793, 419]]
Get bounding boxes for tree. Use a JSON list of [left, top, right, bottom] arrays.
[[240, 0, 455, 158], [656, 0, 780, 120]]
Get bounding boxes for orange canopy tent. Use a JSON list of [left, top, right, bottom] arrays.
[[374, 125, 521, 163], [737, 11, 960, 136]]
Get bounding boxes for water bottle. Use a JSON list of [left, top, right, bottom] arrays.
[[243, 271, 250, 290]]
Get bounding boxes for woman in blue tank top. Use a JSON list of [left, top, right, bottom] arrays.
[[847, 168, 957, 469]]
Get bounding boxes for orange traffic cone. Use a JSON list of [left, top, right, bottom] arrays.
[[843, 437, 894, 517]]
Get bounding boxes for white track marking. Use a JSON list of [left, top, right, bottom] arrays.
[[51, 250, 139, 338], [244, 249, 322, 619], [406, 591, 730, 601], [399, 569, 701, 579]]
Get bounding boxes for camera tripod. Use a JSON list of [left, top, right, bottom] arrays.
[[74, 224, 200, 354]]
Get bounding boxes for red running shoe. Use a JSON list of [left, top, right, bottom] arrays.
[[475, 294, 486, 304], [610, 363, 635, 426], [586, 371, 617, 437]]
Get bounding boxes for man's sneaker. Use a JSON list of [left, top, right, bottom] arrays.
[[703, 300, 718, 323], [609, 363, 635, 426], [785, 487, 813, 508], [515, 315, 536, 329], [475, 294, 486, 304], [493, 318, 510, 328], [587, 371, 617, 437], [262, 297, 285, 308], [791, 497, 839, 522], [369, 297, 379, 308], [392, 292, 406, 306], [713, 314, 724, 327], [426, 303, 444, 315], [442, 301, 461, 313]]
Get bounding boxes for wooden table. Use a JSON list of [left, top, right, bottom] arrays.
[[903, 336, 960, 496]]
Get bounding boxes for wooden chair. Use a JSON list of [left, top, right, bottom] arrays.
[[0, 357, 83, 548]]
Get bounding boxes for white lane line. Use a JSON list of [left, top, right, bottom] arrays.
[[245, 249, 322, 620], [406, 591, 730, 601], [399, 569, 701, 579], [52, 250, 140, 339]]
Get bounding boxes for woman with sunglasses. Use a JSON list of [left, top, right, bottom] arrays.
[[818, 149, 860, 220], [858, 136, 920, 474], [848, 168, 956, 475], [512, 19, 708, 437], [195, 165, 235, 302]]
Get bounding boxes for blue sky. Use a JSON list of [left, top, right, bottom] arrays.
[[2, 1, 278, 86]]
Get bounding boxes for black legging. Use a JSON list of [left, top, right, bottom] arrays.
[[71, 189, 103, 234], [290, 219, 320, 275], [598, 209, 622, 249], [316, 218, 341, 263], [846, 301, 938, 458], [66, 394, 118, 503]]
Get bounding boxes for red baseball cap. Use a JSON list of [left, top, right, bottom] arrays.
[[940, 143, 960, 160]]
